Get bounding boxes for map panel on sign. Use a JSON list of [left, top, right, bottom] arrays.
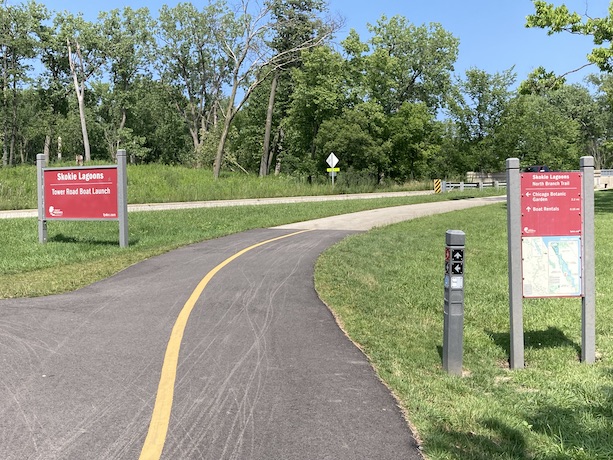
[[522, 236, 582, 298]]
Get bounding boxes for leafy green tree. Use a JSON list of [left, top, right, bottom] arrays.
[[494, 93, 581, 170], [98, 7, 154, 159], [388, 102, 441, 180], [363, 15, 459, 114], [518, 66, 566, 95], [259, 0, 331, 177], [446, 67, 516, 173], [1, 0, 47, 166], [527, 1, 613, 72], [212, 0, 333, 178], [155, 1, 229, 161], [129, 77, 192, 164], [285, 45, 346, 175], [315, 102, 389, 180]]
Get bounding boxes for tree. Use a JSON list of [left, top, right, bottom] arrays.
[[388, 102, 441, 180], [527, 1, 613, 72], [315, 101, 389, 180], [446, 67, 516, 173], [98, 7, 154, 159], [56, 12, 105, 162], [587, 73, 613, 168], [0, 0, 47, 166], [212, 0, 333, 178], [259, 0, 330, 177], [285, 45, 346, 175], [155, 1, 229, 162], [362, 15, 459, 114], [518, 66, 566, 95], [494, 93, 581, 170]]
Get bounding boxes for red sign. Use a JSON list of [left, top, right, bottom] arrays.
[[521, 172, 582, 236], [44, 167, 118, 219]]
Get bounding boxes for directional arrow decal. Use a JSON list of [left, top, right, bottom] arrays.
[[452, 262, 463, 274]]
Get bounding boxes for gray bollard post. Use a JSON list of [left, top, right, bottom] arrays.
[[443, 230, 466, 375]]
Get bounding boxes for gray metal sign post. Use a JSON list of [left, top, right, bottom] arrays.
[[443, 230, 465, 375], [36, 153, 48, 243], [581, 156, 596, 363], [117, 149, 129, 248], [506, 158, 524, 369]]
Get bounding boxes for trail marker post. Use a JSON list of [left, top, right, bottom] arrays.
[[443, 230, 465, 376]]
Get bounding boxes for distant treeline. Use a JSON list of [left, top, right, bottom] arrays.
[[2, 0, 612, 182]]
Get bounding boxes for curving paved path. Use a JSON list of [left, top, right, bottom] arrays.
[[0, 196, 504, 459]]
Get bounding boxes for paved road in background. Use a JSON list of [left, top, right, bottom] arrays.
[[0, 190, 433, 219], [0, 195, 504, 459]]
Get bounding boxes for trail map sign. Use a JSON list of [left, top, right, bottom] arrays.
[[506, 157, 596, 368], [520, 172, 583, 297]]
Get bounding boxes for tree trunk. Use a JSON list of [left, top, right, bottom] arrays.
[[44, 134, 51, 164], [260, 71, 279, 177], [68, 39, 91, 162], [214, 73, 240, 179]]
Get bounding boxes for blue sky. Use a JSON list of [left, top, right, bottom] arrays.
[[35, 0, 611, 86]]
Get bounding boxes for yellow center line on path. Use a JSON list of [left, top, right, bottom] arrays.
[[139, 229, 312, 460]]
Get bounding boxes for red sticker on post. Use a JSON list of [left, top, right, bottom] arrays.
[[520, 172, 582, 237]]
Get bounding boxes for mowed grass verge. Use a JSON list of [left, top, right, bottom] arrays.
[[0, 192, 489, 299], [315, 190, 613, 460]]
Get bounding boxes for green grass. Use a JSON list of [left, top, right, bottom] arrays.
[[315, 190, 613, 460], [0, 192, 491, 298], [0, 163, 432, 210]]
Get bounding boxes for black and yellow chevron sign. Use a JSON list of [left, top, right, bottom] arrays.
[[434, 179, 442, 194]]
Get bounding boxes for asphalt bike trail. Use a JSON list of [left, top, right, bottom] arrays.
[[0, 196, 503, 459]]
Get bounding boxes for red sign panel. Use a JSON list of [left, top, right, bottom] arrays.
[[521, 172, 582, 236], [44, 167, 118, 219]]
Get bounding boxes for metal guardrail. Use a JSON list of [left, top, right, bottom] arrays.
[[442, 181, 507, 192]]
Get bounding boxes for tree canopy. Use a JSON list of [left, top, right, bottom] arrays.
[[1, 0, 611, 179]]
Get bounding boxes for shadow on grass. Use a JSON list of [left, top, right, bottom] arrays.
[[49, 233, 126, 246], [487, 327, 580, 357], [595, 189, 613, 214], [428, 396, 613, 459], [427, 418, 530, 459]]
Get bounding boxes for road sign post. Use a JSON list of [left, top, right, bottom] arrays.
[[326, 153, 339, 186], [443, 230, 465, 376]]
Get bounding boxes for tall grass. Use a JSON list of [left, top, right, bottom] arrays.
[[0, 163, 431, 210]]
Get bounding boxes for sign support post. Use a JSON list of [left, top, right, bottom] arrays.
[[117, 149, 129, 248], [37, 153, 48, 244], [326, 153, 339, 186], [506, 158, 524, 369], [581, 156, 596, 363]]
